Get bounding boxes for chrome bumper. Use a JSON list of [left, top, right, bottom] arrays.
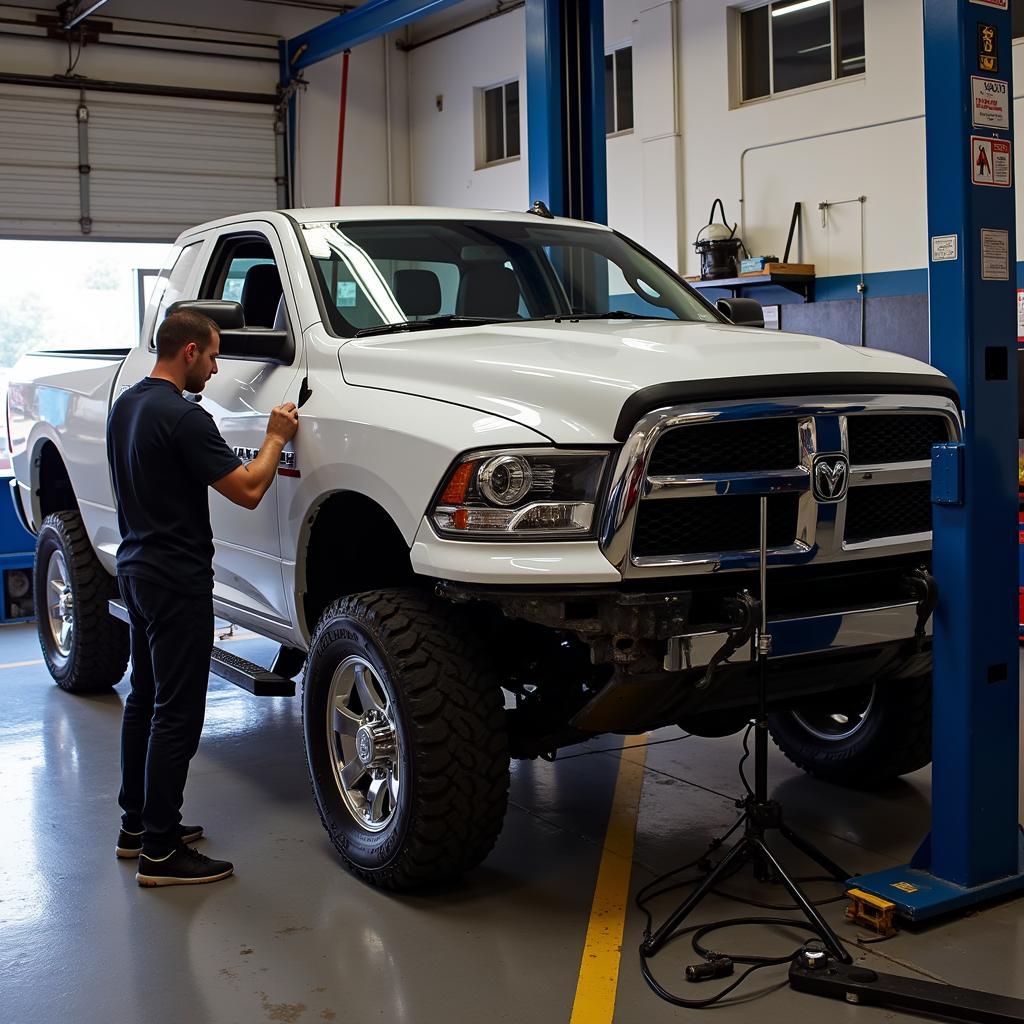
[[664, 601, 930, 672]]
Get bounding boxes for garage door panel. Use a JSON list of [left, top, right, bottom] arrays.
[[0, 86, 80, 237], [0, 86, 277, 241]]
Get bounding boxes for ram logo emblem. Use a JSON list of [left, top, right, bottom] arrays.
[[812, 454, 849, 503]]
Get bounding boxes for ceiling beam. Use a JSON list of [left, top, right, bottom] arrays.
[[285, 0, 465, 74]]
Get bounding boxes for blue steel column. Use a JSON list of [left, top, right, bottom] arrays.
[[854, 0, 1024, 919], [924, 0, 1020, 885], [525, 0, 607, 223]]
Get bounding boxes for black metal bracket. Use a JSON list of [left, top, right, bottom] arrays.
[[790, 945, 1024, 1023]]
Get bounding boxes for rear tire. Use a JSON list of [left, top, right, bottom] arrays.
[[767, 675, 932, 787], [302, 590, 509, 890], [34, 511, 129, 693]]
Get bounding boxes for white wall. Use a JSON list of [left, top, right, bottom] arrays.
[[408, 8, 529, 211]]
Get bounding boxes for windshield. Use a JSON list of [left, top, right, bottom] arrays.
[[300, 219, 721, 337]]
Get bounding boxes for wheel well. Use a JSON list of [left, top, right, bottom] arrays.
[[301, 492, 417, 633], [36, 442, 78, 518]]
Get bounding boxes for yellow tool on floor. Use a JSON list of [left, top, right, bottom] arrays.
[[845, 887, 898, 937]]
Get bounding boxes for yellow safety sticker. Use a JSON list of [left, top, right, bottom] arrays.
[[891, 882, 919, 893]]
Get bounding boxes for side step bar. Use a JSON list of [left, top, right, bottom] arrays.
[[109, 599, 295, 697]]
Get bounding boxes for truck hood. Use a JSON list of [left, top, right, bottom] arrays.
[[339, 320, 953, 443]]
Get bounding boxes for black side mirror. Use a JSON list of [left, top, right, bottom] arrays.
[[716, 297, 765, 328], [166, 299, 293, 363], [167, 299, 245, 330], [218, 328, 294, 363]]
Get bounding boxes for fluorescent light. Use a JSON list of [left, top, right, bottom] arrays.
[[772, 0, 830, 17], [841, 55, 866, 64], [797, 43, 831, 54]]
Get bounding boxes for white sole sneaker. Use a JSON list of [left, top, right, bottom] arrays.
[[136, 867, 233, 887]]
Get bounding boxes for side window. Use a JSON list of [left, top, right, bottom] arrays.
[[147, 242, 202, 348], [200, 234, 285, 330]]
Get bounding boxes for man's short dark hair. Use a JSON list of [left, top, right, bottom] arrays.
[[156, 310, 218, 360]]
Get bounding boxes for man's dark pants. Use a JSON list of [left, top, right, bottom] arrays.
[[118, 575, 214, 856]]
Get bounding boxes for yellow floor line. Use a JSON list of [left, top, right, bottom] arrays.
[[0, 658, 43, 670], [570, 735, 648, 1024]]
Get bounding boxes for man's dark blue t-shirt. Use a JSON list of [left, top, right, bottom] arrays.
[[107, 378, 242, 594]]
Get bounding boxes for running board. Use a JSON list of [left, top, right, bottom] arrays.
[[210, 648, 295, 697], [108, 599, 295, 697]]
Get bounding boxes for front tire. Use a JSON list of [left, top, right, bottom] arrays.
[[302, 590, 509, 890], [34, 511, 129, 693], [767, 675, 932, 787]]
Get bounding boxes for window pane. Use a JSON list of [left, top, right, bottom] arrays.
[[484, 86, 504, 163], [504, 80, 520, 158], [835, 0, 865, 77], [1013, 2, 1024, 39], [741, 6, 771, 101], [604, 53, 615, 133], [771, 0, 832, 94], [616, 47, 634, 131]]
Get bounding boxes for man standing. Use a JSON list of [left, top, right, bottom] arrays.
[[107, 308, 299, 886]]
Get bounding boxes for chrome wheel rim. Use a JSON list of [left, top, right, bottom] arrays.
[[45, 550, 74, 660], [790, 685, 875, 742], [326, 655, 401, 833]]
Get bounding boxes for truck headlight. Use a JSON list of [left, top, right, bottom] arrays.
[[431, 450, 609, 538]]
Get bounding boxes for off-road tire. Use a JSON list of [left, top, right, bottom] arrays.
[[767, 675, 932, 787], [302, 590, 510, 890], [34, 511, 129, 693]]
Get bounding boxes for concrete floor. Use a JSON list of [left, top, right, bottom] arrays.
[[1, 620, 1023, 1024]]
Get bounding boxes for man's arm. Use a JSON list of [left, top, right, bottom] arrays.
[[213, 403, 299, 510]]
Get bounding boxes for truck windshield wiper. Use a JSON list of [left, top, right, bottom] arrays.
[[532, 311, 676, 323], [354, 315, 508, 338]]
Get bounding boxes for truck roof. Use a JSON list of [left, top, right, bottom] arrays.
[[178, 205, 612, 242]]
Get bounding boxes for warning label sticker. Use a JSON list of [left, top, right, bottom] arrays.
[[981, 228, 1010, 281], [972, 136, 1012, 187], [891, 882, 919, 894], [972, 76, 1009, 129], [971, 0, 1008, 10], [931, 235, 958, 262]]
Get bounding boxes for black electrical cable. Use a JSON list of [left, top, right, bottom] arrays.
[[737, 721, 754, 798], [639, 917, 827, 1008], [634, 726, 855, 1009]]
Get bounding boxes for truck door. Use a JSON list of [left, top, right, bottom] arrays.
[[192, 224, 302, 624]]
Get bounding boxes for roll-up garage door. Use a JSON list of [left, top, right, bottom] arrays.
[[0, 85, 278, 241]]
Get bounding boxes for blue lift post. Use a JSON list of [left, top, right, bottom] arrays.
[[525, 0, 607, 224], [852, 0, 1024, 920]]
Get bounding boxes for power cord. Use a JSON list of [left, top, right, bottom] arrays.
[[635, 723, 855, 1008]]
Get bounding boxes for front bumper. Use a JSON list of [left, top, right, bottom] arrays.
[[664, 600, 931, 672]]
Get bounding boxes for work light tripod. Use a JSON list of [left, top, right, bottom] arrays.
[[640, 497, 853, 965]]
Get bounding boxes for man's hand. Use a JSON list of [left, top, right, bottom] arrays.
[[212, 404, 300, 510], [268, 403, 299, 444]]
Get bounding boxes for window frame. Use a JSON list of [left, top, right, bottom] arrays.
[[605, 44, 635, 138], [733, 0, 865, 106], [476, 78, 521, 169]]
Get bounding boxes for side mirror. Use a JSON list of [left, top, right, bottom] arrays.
[[167, 299, 245, 330], [219, 328, 294, 363], [716, 297, 765, 328], [165, 299, 294, 363]]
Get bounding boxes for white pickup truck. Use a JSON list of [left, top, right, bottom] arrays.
[[7, 206, 958, 889]]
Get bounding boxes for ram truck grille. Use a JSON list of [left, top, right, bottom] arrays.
[[602, 398, 960, 579]]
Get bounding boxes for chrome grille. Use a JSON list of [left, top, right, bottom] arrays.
[[600, 394, 960, 578], [847, 415, 950, 464], [846, 481, 934, 543], [647, 418, 800, 476], [633, 494, 801, 556]]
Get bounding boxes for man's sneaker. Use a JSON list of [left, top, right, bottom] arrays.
[[116, 824, 204, 859], [136, 845, 233, 887]]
